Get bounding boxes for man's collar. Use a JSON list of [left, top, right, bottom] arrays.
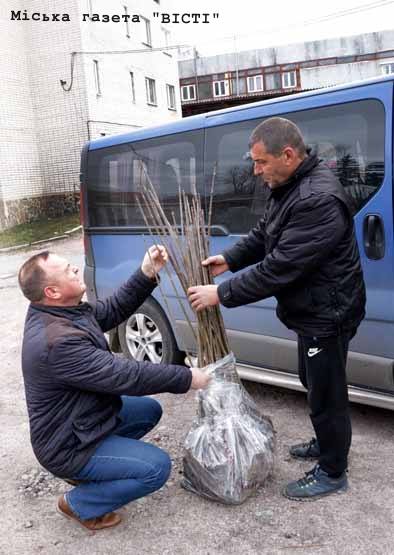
[[30, 301, 93, 318]]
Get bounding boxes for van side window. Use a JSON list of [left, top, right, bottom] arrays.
[[290, 99, 385, 214], [86, 131, 204, 227], [205, 121, 271, 234], [205, 99, 385, 234]]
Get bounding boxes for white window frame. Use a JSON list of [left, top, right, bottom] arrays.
[[282, 71, 296, 89], [145, 77, 157, 105], [141, 16, 152, 47], [93, 60, 101, 96], [166, 84, 176, 110], [181, 84, 196, 101], [213, 80, 228, 97], [162, 27, 171, 56], [380, 61, 394, 75], [247, 75, 264, 93], [130, 71, 136, 103]]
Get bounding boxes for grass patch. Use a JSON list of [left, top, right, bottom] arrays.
[[0, 213, 81, 249]]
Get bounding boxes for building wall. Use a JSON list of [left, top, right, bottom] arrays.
[[0, 0, 87, 230], [301, 60, 383, 89], [179, 30, 394, 77], [0, 0, 41, 226], [178, 29, 394, 117], [79, 0, 181, 139], [0, 0, 181, 230]]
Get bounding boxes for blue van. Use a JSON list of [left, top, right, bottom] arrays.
[[81, 73, 394, 410]]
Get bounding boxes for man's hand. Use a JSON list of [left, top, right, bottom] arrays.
[[141, 245, 168, 280], [190, 368, 211, 390], [187, 284, 219, 312], [202, 255, 229, 277]]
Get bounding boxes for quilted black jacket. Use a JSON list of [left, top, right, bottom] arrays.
[[218, 155, 366, 336], [21, 268, 191, 478]]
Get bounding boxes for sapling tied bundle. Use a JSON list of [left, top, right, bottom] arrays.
[[137, 161, 275, 505]]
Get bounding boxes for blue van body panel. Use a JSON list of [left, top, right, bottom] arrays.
[[89, 113, 207, 150], [85, 74, 394, 386], [207, 81, 394, 361]]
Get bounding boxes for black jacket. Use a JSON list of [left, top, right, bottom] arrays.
[[217, 155, 366, 336], [21, 268, 192, 478]]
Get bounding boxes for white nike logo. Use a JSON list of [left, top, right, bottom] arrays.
[[308, 347, 323, 358]]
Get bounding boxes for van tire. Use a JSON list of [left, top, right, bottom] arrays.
[[118, 297, 183, 365]]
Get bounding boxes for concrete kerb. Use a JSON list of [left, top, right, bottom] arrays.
[[0, 226, 82, 254]]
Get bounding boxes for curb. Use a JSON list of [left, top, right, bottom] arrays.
[[0, 226, 82, 254]]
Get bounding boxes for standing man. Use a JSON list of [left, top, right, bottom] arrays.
[[188, 117, 366, 501], [19, 245, 209, 531]]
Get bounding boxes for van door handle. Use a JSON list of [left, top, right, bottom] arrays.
[[363, 214, 385, 260]]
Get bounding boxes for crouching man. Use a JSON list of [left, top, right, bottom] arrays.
[[18, 246, 209, 532]]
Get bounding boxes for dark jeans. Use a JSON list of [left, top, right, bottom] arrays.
[[66, 396, 171, 520], [298, 329, 356, 475]]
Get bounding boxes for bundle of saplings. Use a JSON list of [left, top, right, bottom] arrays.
[[138, 164, 275, 504]]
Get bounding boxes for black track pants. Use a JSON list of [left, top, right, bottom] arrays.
[[298, 329, 356, 475]]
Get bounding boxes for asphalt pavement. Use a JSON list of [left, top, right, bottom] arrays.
[[1, 235, 394, 555]]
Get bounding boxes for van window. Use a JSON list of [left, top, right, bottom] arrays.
[[86, 130, 204, 227], [205, 99, 385, 234]]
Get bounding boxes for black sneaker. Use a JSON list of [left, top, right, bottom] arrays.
[[289, 437, 320, 459], [282, 464, 348, 501]]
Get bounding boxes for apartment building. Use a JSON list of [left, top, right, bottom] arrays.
[[0, 0, 180, 230], [179, 30, 394, 116]]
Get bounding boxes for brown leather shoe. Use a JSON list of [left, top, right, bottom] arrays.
[[57, 495, 121, 532]]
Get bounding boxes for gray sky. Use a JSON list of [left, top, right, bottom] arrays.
[[165, 0, 394, 55]]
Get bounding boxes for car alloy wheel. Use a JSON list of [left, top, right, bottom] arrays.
[[125, 313, 163, 363]]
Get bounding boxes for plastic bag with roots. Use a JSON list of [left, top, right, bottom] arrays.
[[182, 352, 275, 504]]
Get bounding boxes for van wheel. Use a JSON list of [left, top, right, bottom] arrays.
[[118, 297, 183, 364]]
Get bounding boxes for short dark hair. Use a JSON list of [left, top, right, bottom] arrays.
[[18, 250, 51, 302], [249, 117, 307, 157]]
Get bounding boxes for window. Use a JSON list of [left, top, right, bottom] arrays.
[[282, 71, 296, 88], [231, 77, 246, 95], [247, 75, 264, 93], [130, 72, 136, 102], [265, 73, 281, 90], [381, 62, 394, 75], [93, 60, 101, 96], [213, 80, 228, 97], [205, 122, 269, 234], [86, 131, 204, 228], [166, 84, 176, 110], [141, 17, 152, 47], [292, 100, 384, 212], [124, 5, 130, 37], [198, 81, 212, 100], [205, 99, 385, 234], [162, 27, 171, 56], [181, 84, 196, 101], [145, 77, 157, 105]]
